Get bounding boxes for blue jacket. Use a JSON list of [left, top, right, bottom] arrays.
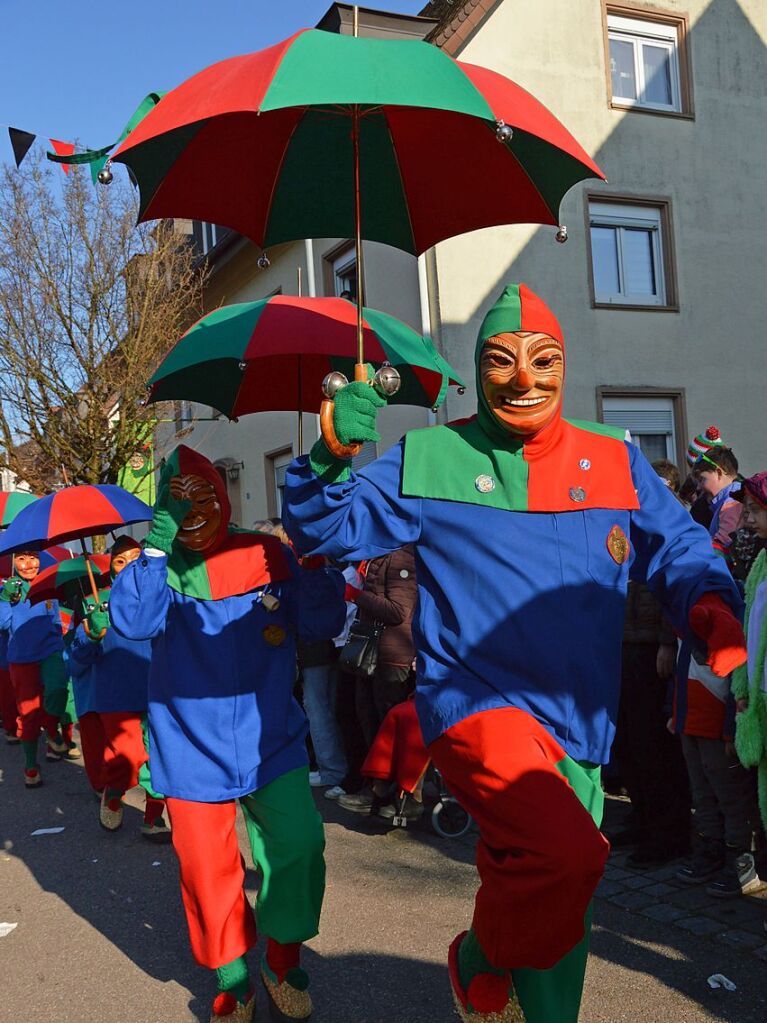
[[109, 550, 345, 801], [284, 441, 741, 764], [68, 623, 152, 717], [0, 597, 64, 665]]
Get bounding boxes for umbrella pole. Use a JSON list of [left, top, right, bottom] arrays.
[[79, 539, 101, 605], [297, 269, 304, 456], [352, 106, 366, 383]]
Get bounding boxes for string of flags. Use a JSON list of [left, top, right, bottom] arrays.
[[4, 91, 164, 184]]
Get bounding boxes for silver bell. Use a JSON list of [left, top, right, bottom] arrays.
[[495, 120, 514, 143], [457, 386, 466, 396], [555, 225, 568, 244], [322, 371, 349, 399], [97, 163, 113, 185], [373, 364, 401, 397], [238, 361, 248, 371], [257, 251, 271, 269]]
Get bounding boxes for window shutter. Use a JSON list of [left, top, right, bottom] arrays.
[[352, 441, 378, 471], [603, 408, 673, 434]]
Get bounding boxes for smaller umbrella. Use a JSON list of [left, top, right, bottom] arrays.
[[147, 296, 465, 419], [0, 491, 38, 528], [27, 554, 111, 607]]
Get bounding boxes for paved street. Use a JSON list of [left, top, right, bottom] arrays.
[[2, 742, 767, 1023]]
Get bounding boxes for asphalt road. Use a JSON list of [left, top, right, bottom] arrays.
[[2, 743, 767, 1022]]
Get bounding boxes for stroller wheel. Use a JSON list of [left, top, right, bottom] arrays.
[[431, 798, 472, 839]]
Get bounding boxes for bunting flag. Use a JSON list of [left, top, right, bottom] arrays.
[[48, 138, 76, 174], [8, 127, 36, 168]]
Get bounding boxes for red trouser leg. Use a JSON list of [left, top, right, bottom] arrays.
[[0, 667, 18, 735], [78, 712, 108, 791], [99, 711, 147, 792], [9, 662, 57, 743], [430, 707, 609, 971], [166, 798, 258, 968]]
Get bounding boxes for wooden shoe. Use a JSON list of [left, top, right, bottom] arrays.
[[65, 743, 81, 760], [24, 767, 42, 788], [448, 933, 525, 1023], [209, 992, 255, 1022], [99, 790, 124, 831], [261, 960, 312, 1021]]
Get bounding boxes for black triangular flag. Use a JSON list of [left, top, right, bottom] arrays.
[[8, 127, 36, 168]]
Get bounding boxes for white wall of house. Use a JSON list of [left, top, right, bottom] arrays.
[[432, 0, 767, 472]]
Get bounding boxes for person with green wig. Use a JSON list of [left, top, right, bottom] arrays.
[[284, 282, 746, 1022]]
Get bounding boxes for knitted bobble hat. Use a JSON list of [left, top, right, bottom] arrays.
[[687, 425, 725, 467]]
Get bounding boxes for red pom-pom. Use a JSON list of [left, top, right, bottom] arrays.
[[705, 426, 720, 440], [211, 993, 237, 1017], [467, 973, 510, 1014]]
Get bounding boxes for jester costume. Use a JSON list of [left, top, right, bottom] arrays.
[[0, 559, 70, 786], [67, 536, 168, 838], [283, 284, 744, 1022], [109, 446, 345, 1023]]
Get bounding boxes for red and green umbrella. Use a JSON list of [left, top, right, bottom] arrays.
[[27, 554, 111, 606], [112, 28, 604, 256], [0, 491, 38, 528], [147, 295, 465, 419]]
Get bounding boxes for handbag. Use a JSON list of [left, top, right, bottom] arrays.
[[338, 616, 383, 677]]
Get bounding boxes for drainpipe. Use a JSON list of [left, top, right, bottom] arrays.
[[305, 239, 320, 448]]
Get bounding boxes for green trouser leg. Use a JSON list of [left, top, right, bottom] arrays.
[[512, 758, 604, 1023], [239, 765, 326, 944], [137, 715, 164, 800]]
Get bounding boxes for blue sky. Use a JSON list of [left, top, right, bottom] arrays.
[[0, 1, 424, 159]]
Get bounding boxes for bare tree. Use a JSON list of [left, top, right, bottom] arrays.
[[0, 155, 205, 492]]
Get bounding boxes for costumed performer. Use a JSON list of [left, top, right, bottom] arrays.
[[283, 283, 746, 1023], [68, 536, 169, 839], [108, 446, 345, 1023]]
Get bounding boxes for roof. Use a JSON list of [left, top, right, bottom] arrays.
[[420, 0, 502, 54]]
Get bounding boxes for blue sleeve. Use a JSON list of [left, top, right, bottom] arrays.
[[109, 553, 170, 641], [0, 601, 12, 632], [68, 623, 102, 678], [628, 444, 743, 634], [283, 443, 422, 561], [278, 548, 347, 642]]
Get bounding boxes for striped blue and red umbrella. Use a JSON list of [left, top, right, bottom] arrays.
[[0, 545, 73, 581], [0, 485, 152, 555]]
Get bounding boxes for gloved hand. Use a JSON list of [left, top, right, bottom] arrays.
[[0, 578, 22, 604], [84, 602, 110, 642], [144, 481, 192, 555], [310, 370, 387, 481], [689, 593, 747, 677]]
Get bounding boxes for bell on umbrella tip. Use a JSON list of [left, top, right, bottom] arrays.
[[322, 371, 349, 399], [457, 387, 466, 396], [257, 252, 271, 269], [495, 120, 513, 143], [97, 162, 114, 186], [555, 226, 568, 244], [373, 365, 401, 397]]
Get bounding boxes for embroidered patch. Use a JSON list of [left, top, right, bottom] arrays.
[[579, 459, 591, 471], [607, 525, 630, 565], [475, 474, 496, 494], [569, 486, 586, 503], [262, 624, 287, 647]]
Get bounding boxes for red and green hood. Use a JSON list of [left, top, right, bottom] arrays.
[[402, 284, 638, 512], [164, 445, 291, 599]]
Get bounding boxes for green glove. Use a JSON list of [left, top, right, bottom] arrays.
[[0, 578, 23, 604], [84, 602, 110, 641], [310, 376, 387, 482], [145, 482, 192, 555]]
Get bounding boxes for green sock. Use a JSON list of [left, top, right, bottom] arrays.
[[21, 740, 38, 770], [458, 928, 506, 993], [215, 955, 250, 1003]]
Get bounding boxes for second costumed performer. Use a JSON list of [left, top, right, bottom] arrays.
[[283, 283, 746, 1023], [108, 446, 345, 1023]]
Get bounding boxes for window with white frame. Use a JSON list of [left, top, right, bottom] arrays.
[[270, 450, 294, 517], [332, 250, 357, 300], [602, 395, 677, 463], [607, 14, 682, 112], [589, 201, 668, 306], [192, 221, 227, 256]]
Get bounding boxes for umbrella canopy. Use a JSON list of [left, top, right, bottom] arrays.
[[147, 296, 465, 418], [0, 545, 73, 580], [0, 491, 38, 528], [0, 485, 152, 556], [112, 29, 604, 255], [27, 554, 111, 606]]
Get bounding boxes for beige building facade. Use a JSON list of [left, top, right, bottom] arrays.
[[156, 0, 766, 516]]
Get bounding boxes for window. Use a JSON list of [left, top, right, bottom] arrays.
[[268, 449, 294, 517], [587, 198, 676, 308], [173, 400, 193, 434], [598, 389, 688, 467], [332, 250, 357, 300], [191, 221, 229, 257], [604, 7, 693, 116]]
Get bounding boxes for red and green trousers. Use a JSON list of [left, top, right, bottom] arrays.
[[430, 707, 609, 1023], [165, 765, 326, 968]]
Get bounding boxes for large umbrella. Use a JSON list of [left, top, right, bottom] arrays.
[[27, 554, 112, 607], [0, 485, 151, 604], [0, 491, 38, 528], [147, 295, 465, 426]]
